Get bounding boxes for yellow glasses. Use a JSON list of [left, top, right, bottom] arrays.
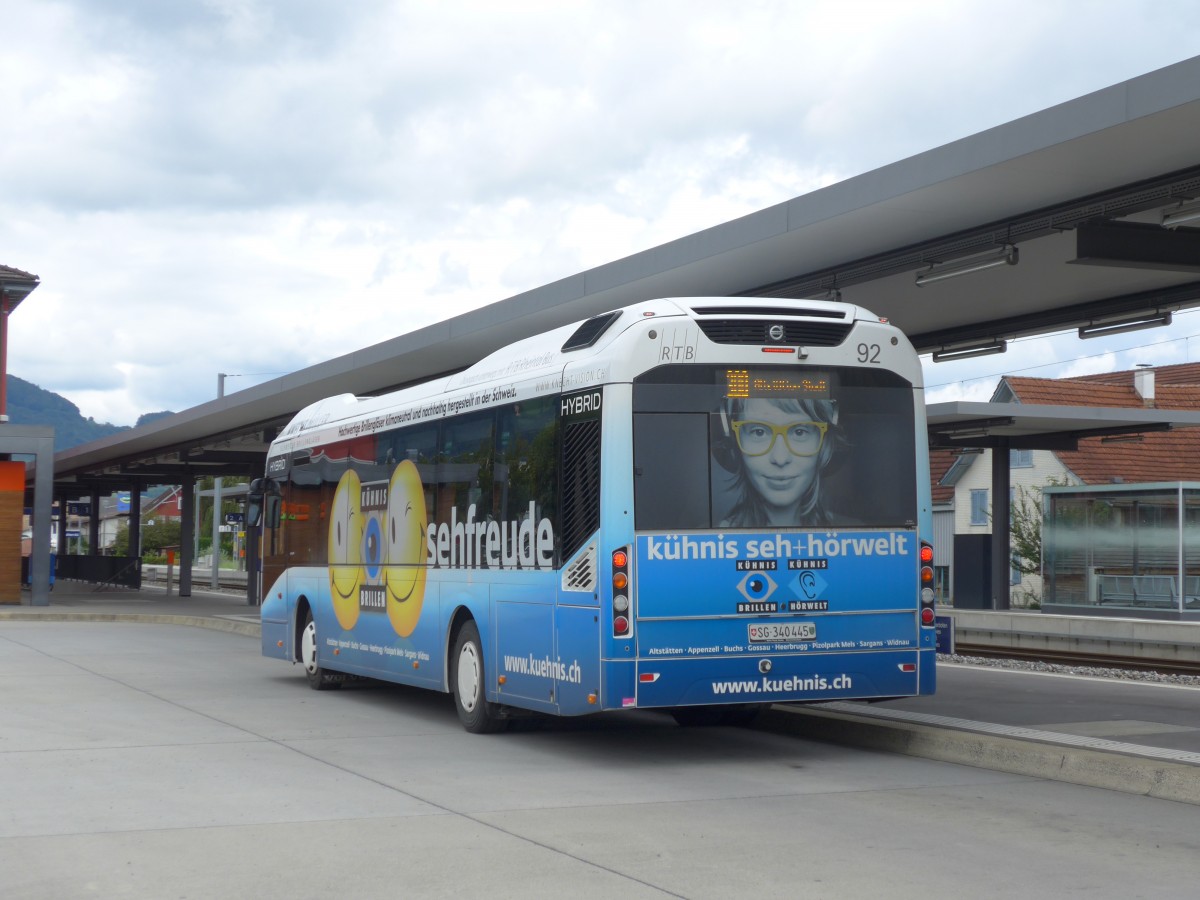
[[731, 420, 828, 457]]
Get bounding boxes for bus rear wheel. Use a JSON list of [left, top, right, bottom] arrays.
[[301, 611, 341, 691], [452, 621, 507, 734]]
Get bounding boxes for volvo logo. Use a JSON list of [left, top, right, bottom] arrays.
[[768, 324, 786, 342]]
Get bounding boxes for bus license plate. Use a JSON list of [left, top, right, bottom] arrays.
[[748, 622, 816, 643]]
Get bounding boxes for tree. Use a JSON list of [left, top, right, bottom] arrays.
[[111, 523, 130, 556], [109, 520, 183, 558], [141, 519, 183, 555], [1009, 485, 1042, 576], [1009, 476, 1071, 576]]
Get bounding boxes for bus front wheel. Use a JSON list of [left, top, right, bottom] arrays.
[[301, 611, 341, 691], [451, 621, 507, 734]]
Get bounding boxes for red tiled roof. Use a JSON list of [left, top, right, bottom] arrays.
[[1068, 363, 1200, 387], [929, 448, 958, 504], [1002, 363, 1200, 485]]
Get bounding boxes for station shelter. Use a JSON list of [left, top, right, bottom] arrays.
[[1043, 482, 1200, 620]]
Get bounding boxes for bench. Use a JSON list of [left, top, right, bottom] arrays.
[[1097, 574, 1178, 609]]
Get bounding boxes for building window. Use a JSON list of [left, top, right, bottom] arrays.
[[1010, 448, 1033, 468], [970, 489, 989, 526]]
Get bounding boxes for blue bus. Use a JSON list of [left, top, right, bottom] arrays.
[[250, 297, 937, 732]]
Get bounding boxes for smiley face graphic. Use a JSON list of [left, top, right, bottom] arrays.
[[328, 469, 364, 630], [383, 459, 428, 637]]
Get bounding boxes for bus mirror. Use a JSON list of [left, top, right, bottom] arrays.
[[246, 479, 265, 528], [247, 478, 282, 529]]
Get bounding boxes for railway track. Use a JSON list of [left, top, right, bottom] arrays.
[[953, 642, 1200, 678]]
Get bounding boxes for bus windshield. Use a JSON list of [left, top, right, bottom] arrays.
[[632, 364, 917, 531]]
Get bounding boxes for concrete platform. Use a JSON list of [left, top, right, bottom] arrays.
[[784, 663, 1200, 805], [5, 580, 1199, 805], [1, 577, 259, 634], [6, 616, 1198, 899], [945, 608, 1200, 664]]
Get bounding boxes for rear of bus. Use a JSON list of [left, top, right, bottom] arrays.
[[609, 299, 936, 716]]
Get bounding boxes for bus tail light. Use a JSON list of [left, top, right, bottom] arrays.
[[612, 547, 631, 637], [919, 540, 936, 627]]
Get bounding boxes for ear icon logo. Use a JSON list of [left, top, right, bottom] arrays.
[[791, 570, 828, 600]]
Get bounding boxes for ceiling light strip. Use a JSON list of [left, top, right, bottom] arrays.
[[1077, 312, 1172, 339], [1162, 202, 1200, 229], [930, 340, 1008, 363], [915, 245, 1019, 287]]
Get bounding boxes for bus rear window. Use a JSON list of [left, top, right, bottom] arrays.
[[633, 365, 916, 530]]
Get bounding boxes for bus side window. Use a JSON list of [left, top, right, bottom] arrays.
[[374, 424, 438, 537], [497, 398, 558, 526], [439, 412, 496, 522], [378, 425, 437, 468]]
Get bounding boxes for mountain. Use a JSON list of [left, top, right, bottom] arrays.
[[136, 410, 174, 427], [4, 376, 169, 452]]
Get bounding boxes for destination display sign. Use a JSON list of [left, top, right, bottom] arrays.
[[723, 368, 830, 399]]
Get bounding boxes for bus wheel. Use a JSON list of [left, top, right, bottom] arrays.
[[301, 611, 341, 691], [452, 621, 507, 734]]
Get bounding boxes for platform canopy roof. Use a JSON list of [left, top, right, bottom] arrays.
[[0, 265, 40, 311], [41, 55, 1200, 492], [927, 402, 1200, 451]]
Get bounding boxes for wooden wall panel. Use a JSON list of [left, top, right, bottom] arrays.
[[0, 461, 25, 603]]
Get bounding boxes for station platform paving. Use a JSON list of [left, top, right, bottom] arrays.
[[4, 579, 1199, 804], [1, 576, 260, 635]]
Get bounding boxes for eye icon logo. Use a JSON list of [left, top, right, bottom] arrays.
[[737, 572, 777, 603], [363, 514, 383, 580]]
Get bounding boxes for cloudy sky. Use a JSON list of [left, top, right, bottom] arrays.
[[4, 0, 1200, 426]]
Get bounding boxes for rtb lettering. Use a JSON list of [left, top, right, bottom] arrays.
[[660, 345, 695, 362]]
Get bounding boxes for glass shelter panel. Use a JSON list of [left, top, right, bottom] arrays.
[[1043, 484, 1200, 617], [1185, 493, 1200, 610]]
